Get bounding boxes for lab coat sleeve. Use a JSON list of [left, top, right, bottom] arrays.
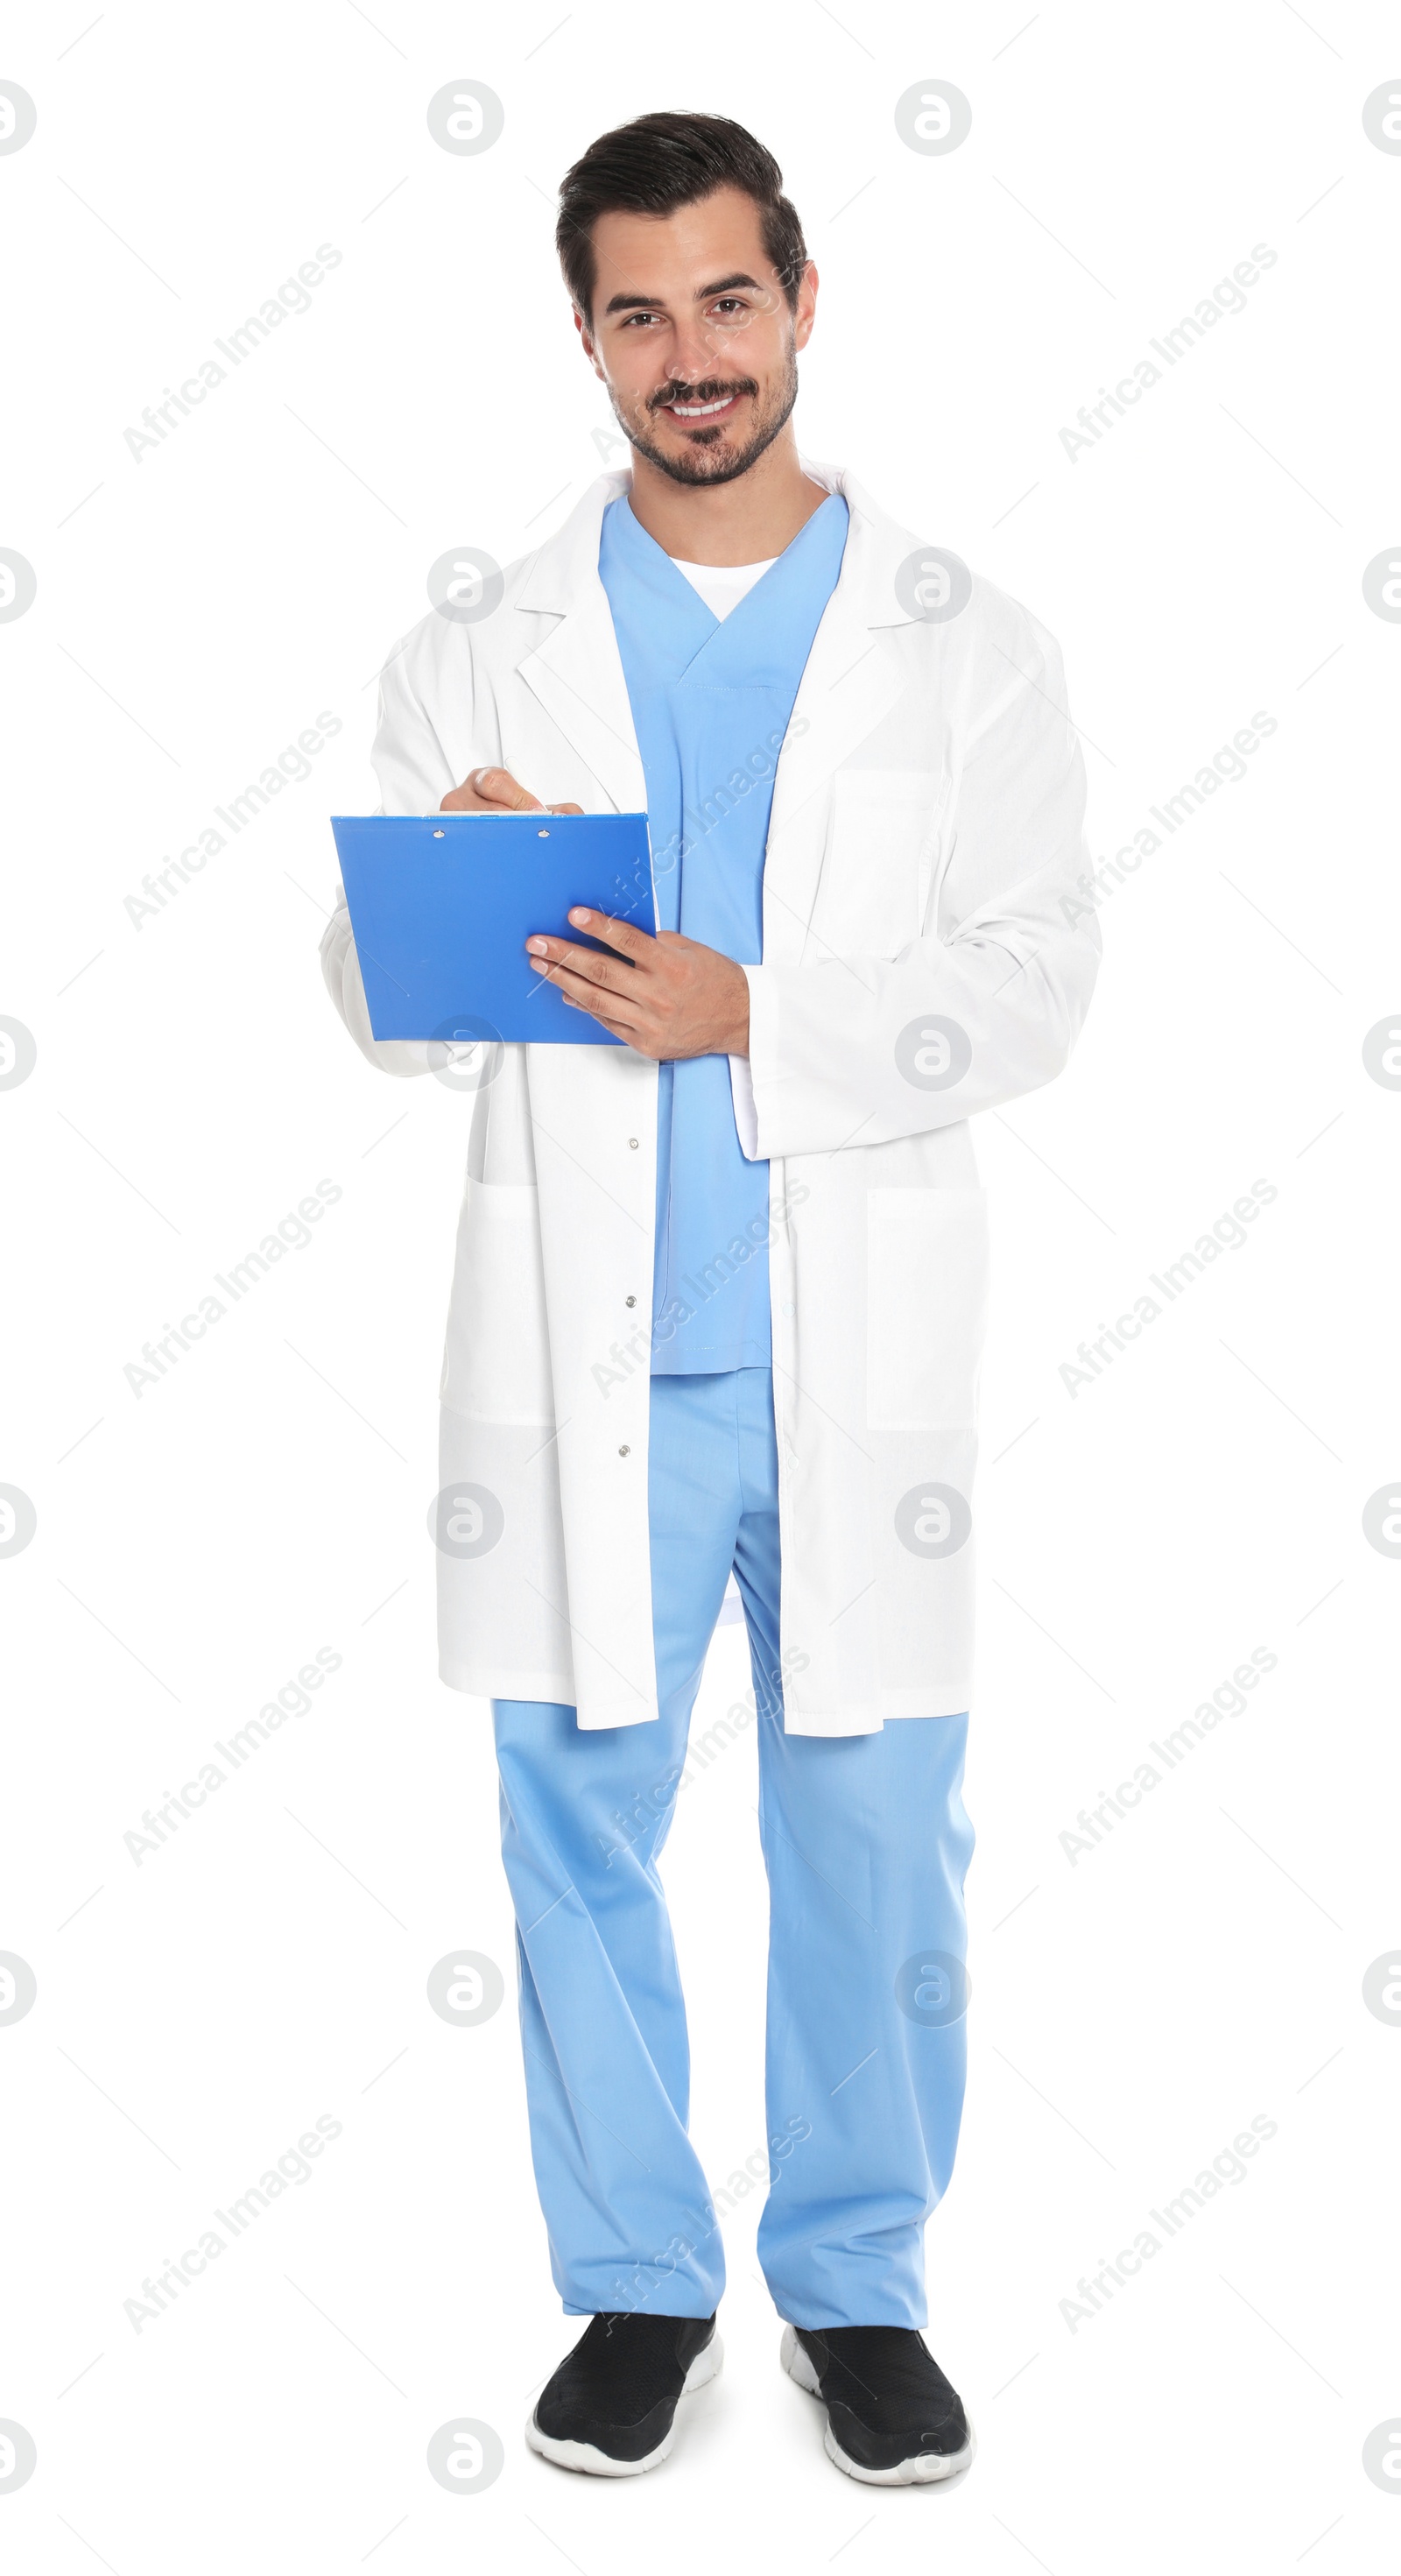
[[319, 628, 464, 1079], [733, 605, 1101, 1160]]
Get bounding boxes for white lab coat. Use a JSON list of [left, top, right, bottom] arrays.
[[320, 461, 1100, 1734]]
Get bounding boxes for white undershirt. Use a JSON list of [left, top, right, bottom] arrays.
[[668, 555, 777, 622]]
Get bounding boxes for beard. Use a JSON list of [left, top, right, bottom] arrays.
[[614, 345, 799, 489]]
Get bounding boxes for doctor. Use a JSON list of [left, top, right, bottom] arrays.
[[322, 110, 1099, 2485]]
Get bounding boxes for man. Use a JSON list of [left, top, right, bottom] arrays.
[[321, 110, 1099, 2484]]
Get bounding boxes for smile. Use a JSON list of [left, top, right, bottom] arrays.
[[662, 392, 743, 419]]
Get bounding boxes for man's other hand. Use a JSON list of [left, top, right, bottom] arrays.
[[526, 912, 750, 1062], [440, 766, 583, 817]]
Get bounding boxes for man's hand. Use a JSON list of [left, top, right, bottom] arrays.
[[527, 913, 750, 1061], [440, 766, 583, 818], [439, 773, 750, 1059]]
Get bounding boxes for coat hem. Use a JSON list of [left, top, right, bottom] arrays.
[[438, 1663, 969, 1735], [782, 1686, 973, 1736], [438, 1660, 579, 1710], [439, 1660, 662, 1726]]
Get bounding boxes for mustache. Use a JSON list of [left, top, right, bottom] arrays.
[[649, 378, 757, 412]]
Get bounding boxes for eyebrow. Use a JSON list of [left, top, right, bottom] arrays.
[[602, 272, 765, 316]]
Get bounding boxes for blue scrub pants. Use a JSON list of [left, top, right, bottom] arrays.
[[491, 1367, 975, 2330]]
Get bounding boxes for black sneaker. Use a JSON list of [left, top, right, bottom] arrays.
[[526, 2311, 722, 2476], [781, 2323, 974, 2485]]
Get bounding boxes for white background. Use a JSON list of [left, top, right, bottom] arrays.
[[3, 1, 1399, 2566]]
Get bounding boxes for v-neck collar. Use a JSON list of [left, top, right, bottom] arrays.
[[600, 490, 849, 684]]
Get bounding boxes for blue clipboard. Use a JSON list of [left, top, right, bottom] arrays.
[[330, 810, 657, 1045]]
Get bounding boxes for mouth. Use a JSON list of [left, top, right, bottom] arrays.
[[656, 389, 747, 424]]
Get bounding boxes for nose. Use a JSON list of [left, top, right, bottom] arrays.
[[666, 314, 732, 390]]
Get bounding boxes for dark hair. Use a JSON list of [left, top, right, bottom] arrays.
[[556, 112, 807, 328]]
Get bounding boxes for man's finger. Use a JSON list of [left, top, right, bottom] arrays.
[[537, 956, 645, 1023], [472, 766, 544, 810], [564, 995, 639, 1043], [527, 938, 630, 995], [440, 766, 544, 814], [565, 907, 650, 958], [551, 973, 650, 1047]]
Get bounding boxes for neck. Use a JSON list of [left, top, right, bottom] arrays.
[[624, 424, 828, 565]]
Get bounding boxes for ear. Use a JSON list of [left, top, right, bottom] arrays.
[[574, 307, 605, 381], [793, 260, 819, 354]]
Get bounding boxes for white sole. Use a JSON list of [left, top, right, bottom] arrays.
[[779, 2324, 975, 2487], [525, 2333, 722, 2477]]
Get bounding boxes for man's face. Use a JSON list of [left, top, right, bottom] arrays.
[[576, 185, 817, 489]]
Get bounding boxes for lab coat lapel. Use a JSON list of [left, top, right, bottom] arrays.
[[514, 476, 647, 814], [763, 460, 923, 959]]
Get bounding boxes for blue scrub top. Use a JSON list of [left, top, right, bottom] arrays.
[[597, 490, 849, 1373]]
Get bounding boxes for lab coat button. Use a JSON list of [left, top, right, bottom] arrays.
[[618, 1444, 630, 1457], [625, 1295, 637, 1308], [628, 1137, 638, 1149]]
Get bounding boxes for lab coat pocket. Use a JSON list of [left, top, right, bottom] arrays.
[[866, 1185, 990, 1429], [810, 766, 949, 961], [441, 1180, 555, 1425]]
